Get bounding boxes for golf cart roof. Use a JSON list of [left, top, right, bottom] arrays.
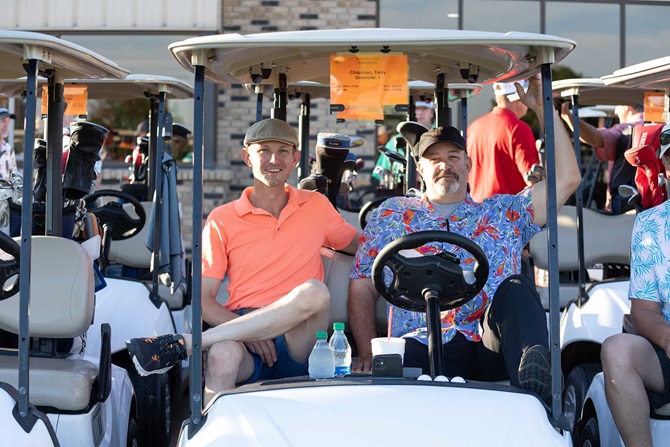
[[242, 80, 482, 102], [601, 55, 670, 91], [0, 73, 193, 99], [408, 80, 483, 101], [0, 30, 128, 80], [552, 77, 655, 106], [168, 28, 575, 85]]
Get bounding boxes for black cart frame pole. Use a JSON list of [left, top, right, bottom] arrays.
[[151, 91, 167, 308], [461, 98, 468, 142], [570, 95, 588, 306], [271, 73, 288, 122], [540, 62, 562, 422], [298, 93, 311, 181], [46, 75, 65, 237], [435, 73, 447, 128], [17, 58, 39, 421], [188, 62, 206, 439], [147, 98, 159, 197]]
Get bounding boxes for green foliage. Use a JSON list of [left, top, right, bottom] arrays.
[[87, 98, 150, 133]]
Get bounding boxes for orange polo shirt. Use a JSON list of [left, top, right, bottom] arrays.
[[202, 185, 357, 311]]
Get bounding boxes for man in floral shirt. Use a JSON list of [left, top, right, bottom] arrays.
[[599, 124, 670, 447], [348, 75, 581, 406]]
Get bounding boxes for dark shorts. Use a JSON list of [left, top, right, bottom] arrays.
[[237, 334, 308, 386], [648, 342, 670, 410]]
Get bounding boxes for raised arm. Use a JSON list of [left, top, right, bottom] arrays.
[[559, 103, 605, 148], [518, 75, 581, 227]]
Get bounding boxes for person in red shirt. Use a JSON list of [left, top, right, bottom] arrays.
[[467, 80, 541, 202], [126, 119, 360, 404]]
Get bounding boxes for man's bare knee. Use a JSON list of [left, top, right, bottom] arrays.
[[207, 341, 245, 376], [602, 334, 636, 374], [296, 279, 331, 315]]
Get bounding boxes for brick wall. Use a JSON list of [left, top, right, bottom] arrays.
[[216, 0, 380, 205]]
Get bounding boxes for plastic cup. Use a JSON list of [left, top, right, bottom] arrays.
[[371, 337, 406, 362]]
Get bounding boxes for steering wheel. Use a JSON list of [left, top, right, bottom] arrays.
[[372, 230, 489, 312], [0, 232, 20, 301], [83, 189, 146, 240]]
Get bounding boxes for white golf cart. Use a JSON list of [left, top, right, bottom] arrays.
[[0, 73, 194, 446], [526, 77, 663, 438], [0, 30, 137, 446], [167, 28, 577, 446], [570, 56, 670, 447]]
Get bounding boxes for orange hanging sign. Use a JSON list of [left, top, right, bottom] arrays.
[[41, 85, 88, 116], [644, 92, 665, 123], [330, 54, 408, 121]]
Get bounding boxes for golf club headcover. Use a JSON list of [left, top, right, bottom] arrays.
[[625, 145, 665, 210], [396, 121, 428, 161], [33, 138, 47, 203], [63, 121, 108, 200]]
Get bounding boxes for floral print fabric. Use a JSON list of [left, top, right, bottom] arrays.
[[350, 192, 541, 344], [629, 199, 670, 323]]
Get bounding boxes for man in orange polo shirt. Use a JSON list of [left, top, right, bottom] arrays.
[[126, 119, 359, 403]]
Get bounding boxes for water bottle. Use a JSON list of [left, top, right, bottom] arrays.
[[308, 331, 335, 379], [329, 322, 352, 376]]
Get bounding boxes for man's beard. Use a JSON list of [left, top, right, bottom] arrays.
[[433, 170, 460, 195]]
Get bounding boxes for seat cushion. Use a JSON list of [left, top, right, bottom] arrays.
[[0, 236, 95, 338], [107, 201, 153, 268], [0, 355, 97, 411]]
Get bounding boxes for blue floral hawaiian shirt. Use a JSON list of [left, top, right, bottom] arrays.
[[350, 192, 542, 345], [629, 199, 670, 324]]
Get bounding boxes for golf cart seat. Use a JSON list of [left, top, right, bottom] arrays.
[[107, 201, 185, 309], [321, 247, 388, 334], [529, 205, 635, 309], [0, 236, 103, 411]]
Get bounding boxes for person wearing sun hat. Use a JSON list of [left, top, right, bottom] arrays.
[[467, 79, 542, 202], [600, 122, 670, 447], [0, 107, 18, 182], [349, 76, 581, 408], [125, 118, 360, 404]]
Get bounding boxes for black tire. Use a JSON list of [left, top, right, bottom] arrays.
[[126, 416, 140, 447], [128, 368, 171, 447], [578, 417, 600, 447], [564, 363, 602, 438]]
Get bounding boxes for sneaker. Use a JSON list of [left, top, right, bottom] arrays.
[[518, 344, 552, 408], [126, 334, 187, 376]]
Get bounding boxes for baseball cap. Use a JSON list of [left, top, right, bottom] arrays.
[[415, 100, 435, 110], [172, 123, 192, 140], [493, 79, 530, 100], [244, 118, 299, 149], [412, 126, 466, 159], [316, 132, 350, 149], [0, 107, 15, 119]]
